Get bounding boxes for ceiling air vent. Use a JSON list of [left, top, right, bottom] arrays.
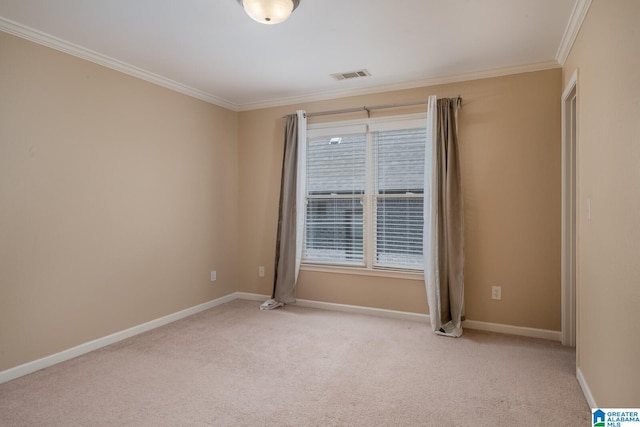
[[330, 69, 371, 81]]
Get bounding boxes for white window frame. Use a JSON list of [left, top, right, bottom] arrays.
[[301, 113, 427, 279]]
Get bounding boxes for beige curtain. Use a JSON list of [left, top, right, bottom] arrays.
[[261, 111, 306, 310], [424, 96, 465, 336]]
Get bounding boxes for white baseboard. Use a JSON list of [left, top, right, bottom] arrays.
[[0, 293, 237, 385], [577, 367, 597, 408], [295, 298, 431, 323], [1, 291, 563, 385], [233, 293, 429, 322], [233, 294, 561, 341], [462, 319, 562, 342], [234, 292, 271, 302]]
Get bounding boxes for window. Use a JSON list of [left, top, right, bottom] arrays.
[[303, 114, 427, 272]]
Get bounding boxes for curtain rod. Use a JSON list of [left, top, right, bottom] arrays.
[[283, 96, 462, 119]]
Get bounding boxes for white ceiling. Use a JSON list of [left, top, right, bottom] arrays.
[[0, 0, 582, 111]]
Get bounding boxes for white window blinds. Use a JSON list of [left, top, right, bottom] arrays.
[[303, 114, 427, 271], [374, 128, 426, 269], [305, 133, 366, 265]]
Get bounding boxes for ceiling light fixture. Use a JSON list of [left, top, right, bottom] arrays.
[[236, 0, 300, 25]]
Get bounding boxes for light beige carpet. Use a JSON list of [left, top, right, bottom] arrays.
[[0, 299, 590, 426]]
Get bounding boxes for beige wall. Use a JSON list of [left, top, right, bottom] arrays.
[[563, 0, 640, 407], [0, 32, 239, 371], [1, 26, 567, 374], [239, 69, 563, 331], [3, 3, 636, 408]]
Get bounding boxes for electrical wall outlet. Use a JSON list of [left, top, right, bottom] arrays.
[[491, 286, 502, 300], [258, 266, 265, 277], [210, 271, 217, 282]]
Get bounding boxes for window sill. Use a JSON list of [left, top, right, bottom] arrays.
[[300, 263, 424, 281]]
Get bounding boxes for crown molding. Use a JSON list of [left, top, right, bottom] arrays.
[[0, 17, 240, 111], [1, 14, 569, 114], [237, 60, 561, 111], [556, 0, 592, 66]]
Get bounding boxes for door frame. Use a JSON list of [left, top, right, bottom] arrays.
[[561, 69, 578, 347]]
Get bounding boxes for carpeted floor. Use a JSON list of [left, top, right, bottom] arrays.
[[0, 299, 590, 426]]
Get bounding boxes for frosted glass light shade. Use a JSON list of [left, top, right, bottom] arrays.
[[241, 0, 296, 24]]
